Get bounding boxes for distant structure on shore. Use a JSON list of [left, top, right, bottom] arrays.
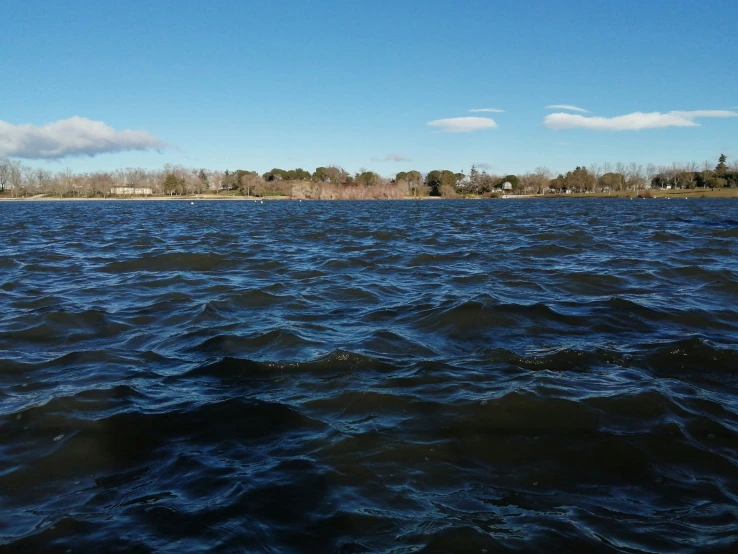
[[110, 186, 153, 196]]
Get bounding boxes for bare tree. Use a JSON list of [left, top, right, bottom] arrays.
[[208, 170, 223, 193], [17, 165, 36, 197], [240, 172, 263, 197], [669, 163, 685, 188], [57, 167, 74, 198], [614, 163, 627, 189], [32, 168, 53, 195], [8, 160, 23, 197], [0, 158, 10, 193], [588, 163, 602, 184], [90, 171, 114, 198], [646, 163, 658, 188], [625, 163, 645, 191], [394, 179, 410, 197], [529, 167, 551, 194]]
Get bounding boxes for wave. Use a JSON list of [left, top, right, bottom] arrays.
[[0, 309, 130, 343], [102, 252, 241, 273], [190, 329, 322, 359]]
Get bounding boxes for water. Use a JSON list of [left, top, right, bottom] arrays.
[[1, 199, 737, 553]]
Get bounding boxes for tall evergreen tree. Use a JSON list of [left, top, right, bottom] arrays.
[[716, 154, 728, 175]]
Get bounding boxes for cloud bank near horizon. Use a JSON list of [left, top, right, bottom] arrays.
[[469, 108, 504, 113], [544, 110, 738, 131], [427, 117, 498, 133], [0, 116, 165, 159]]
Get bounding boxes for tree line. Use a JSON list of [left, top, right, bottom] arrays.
[[546, 155, 738, 194], [0, 155, 735, 199]]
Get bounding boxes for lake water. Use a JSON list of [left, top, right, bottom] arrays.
[[1, 199, 737, 553]]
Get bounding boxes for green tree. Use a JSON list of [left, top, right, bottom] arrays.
[[313, 166, 330, 182], [696, 169, 715, 188], [440, 170, 458, 189], [405, 170, 422, 196], [406, 170, 422, 185], [550, 174, 566, 192], [197, 169, 209, 191], [313, 165, 349, 184], [425, 170, 442, 195], [288, 168, 311, 181], [356, 171, 380, 187], [675, 171, 696, 189], [716, 154, 728, 176], [651, 173, 669, 189], [162, 173, 183, 195], [599, 172, 625, 192], [262, 168, 286, 181], [425, 170, 458, 196], [399, 170, 423, 196], [564, 167, 594, 192]]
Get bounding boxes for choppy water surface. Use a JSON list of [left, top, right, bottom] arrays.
[[1, 199, 738, 553]]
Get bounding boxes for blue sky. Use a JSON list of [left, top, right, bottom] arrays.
[[1, 0, 736, 177]]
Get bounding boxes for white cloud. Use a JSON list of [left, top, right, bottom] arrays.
[[545, 104, 589, 113], [427, 117, 498, 133], [371, 153, 411, 162], [469, 108, 504, 113], [0, 116, 166, 159], [475, 162, 494, 170], [543, 110, 738, 131], [677, 110, 738, 118]]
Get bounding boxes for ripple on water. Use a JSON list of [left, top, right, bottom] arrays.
[[1, 199, 738, 552]]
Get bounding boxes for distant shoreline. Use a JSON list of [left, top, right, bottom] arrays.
[[1, 189, 737, 202], [0, 194, 291, 202], [0, 194, 439, 202]]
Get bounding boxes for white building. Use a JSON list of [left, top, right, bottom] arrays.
[[110, 186, 153, 195]]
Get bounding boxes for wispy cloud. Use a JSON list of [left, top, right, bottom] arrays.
[[475, 162, 494, 170], [469, 108, 504, 113], [544, 110, 738, 131], [371, 153, 411, 162], [427, 117, 498, 133], [545, 104, 589, 113], [0, 116, 166, 159]]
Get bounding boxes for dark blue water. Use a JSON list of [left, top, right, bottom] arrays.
[[1, 199, 737, 553]]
